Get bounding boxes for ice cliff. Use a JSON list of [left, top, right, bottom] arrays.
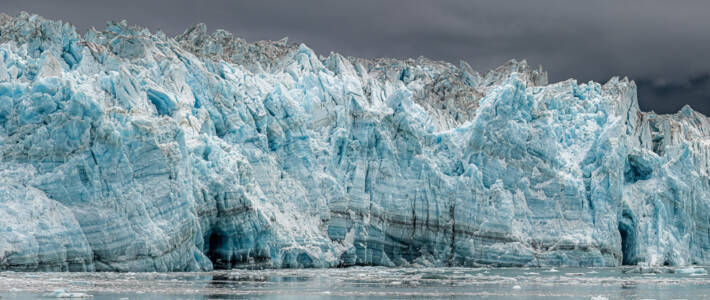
[[0, 13, 709, 271]]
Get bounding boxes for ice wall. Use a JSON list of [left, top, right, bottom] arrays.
[[0, 13, 708, 271]]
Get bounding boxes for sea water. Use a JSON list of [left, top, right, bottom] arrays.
[[0, 267, 708, 299]]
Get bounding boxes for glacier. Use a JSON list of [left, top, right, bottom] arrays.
[[0, 12, 709, 271]]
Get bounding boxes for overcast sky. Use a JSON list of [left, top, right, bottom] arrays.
[[3, 0, 709, 115]]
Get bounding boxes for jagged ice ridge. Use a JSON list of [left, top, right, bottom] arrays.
[[0, 13, 709, 271]]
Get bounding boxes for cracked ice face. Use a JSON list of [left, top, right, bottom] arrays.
[[0, 12, 709, 271]]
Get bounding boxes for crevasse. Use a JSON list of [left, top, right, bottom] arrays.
[[0, 13, 708, 271]]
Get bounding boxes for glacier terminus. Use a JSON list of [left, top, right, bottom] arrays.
[[0, 13, 709, 272]]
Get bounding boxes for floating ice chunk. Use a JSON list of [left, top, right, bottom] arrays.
[[623, 267, 664, 274], [675, 267, 707, 275], [42, 289, 93, 298]]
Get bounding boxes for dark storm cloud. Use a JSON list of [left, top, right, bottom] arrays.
[[2, 0, 709, 115], [637, 74, 710, 114]]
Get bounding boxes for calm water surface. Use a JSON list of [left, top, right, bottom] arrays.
[[1, 267, 709, 299]]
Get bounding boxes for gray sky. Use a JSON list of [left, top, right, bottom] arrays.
[[3, 0, 709, 115]]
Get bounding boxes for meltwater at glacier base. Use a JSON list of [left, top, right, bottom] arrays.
[[0, 12, 709, 272]]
